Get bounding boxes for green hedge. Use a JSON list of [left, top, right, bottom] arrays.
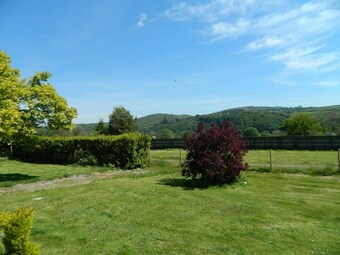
[[14, 133, 151, 169]]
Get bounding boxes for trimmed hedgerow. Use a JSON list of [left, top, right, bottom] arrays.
[[14, 133, 151, 169], [183, 121, 248, 185]]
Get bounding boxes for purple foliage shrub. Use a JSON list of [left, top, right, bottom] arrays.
[[182, 121, 248, 184]]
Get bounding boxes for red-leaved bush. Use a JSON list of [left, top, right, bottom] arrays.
[[182, 121, 248, 184]]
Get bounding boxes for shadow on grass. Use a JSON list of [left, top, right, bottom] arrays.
[[0, 173, 39, 182], [158, 177, 215, 190], [250, 167, 340, 176]]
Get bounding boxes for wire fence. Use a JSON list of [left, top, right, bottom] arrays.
[[151, 136, 340, 150], [245, 150, 340, 172], [150, 149, 340, 174]]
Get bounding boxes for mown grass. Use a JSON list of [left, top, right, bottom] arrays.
[[245, 150, 339, 175], [151, 149, 340, 175], [0, 158, 118, 188], [0, 150, 340, 254], [1, 149, 337, 189]]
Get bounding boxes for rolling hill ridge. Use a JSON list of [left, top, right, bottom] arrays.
[[72, 105, 340, 137]]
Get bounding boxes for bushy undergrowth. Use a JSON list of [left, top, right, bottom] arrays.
[[14, 133, 151, 169], [0, 208, 40, 255], [183, 121, 248, 185]]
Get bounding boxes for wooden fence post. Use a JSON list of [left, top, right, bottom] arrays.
[[179, 149, 182, 166], [338, 149, 340, 172]]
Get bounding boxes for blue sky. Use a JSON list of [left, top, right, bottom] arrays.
[[1, 0, 339, 123]]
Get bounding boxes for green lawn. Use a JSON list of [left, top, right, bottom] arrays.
[[245, 150, 339, 174], [0, 151, 340, 254], [151, 149, 340, 175], [0, 158, 117, 188]]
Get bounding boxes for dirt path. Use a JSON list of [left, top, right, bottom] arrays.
[[0, 175, 95, 193], [0, 170, 147, 193]]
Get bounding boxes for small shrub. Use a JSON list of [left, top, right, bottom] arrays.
[[243, 127, 260, 137], [0, 208, 40, 255], [74, 149, 98, 166], [183, 121, 248, 185]]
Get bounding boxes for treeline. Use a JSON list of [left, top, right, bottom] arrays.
[[38, 105, 340, 138], [138, 106, 340, 138]]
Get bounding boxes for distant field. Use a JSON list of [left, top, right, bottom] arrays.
[[0, 151, 339, 254], [151, 149, 340, 175], [246, 150, 339, 174]]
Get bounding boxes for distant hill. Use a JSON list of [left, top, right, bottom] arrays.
[[73, 105, 340, 137], [135, 105, 340, 137], [70, 113, 192, 136], [137, 113, 192, 132]]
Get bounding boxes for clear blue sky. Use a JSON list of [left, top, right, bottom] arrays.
[[1, 0, 339, 123]]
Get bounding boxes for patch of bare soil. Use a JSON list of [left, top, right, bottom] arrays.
[[0, 169, 148, 193], [0, 175, 95, 193]]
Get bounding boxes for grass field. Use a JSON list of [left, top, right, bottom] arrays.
[[151, 149, 340, 175], [0, 150, 340, 254], [245, 150, 339, 174], [0, 159, 117, 188]]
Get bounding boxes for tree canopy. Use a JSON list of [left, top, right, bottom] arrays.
[[95, 118, 108, 135], [317, 110, 340, 135], [0, 51, 77, 145], [282, 112, 322, 136], [160, 128, 175, 139], [243, 127, 260, 137], [107, 106, 137, 135]]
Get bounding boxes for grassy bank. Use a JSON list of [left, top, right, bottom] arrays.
[[0, 151, 339, 254]]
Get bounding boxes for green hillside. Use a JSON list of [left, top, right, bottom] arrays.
[[137, 113, 192, 131], [65, 114, 192, 137], [137, 105, 340, 138], [68, 105, 340, 137]]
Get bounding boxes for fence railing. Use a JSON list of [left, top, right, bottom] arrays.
[[152, 139, 186, 149], [150, 149, 340, 173], [151, 136, 340, 150]]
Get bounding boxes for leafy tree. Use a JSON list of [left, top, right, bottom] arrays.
[[72, 126, 87, 136], [282, 113, 323, 136], [160, 129, 175, 139], [107, 106, 137, 135], [95, 118, 108, 135], [243, 127, 260, 137], [182, 131, 193, 139], [182, 121, 248, 185], [160, 117, 169, 124], [317, 110, 340, 135], [0, 51, 77, 148], [261, 131, 271, 137]]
